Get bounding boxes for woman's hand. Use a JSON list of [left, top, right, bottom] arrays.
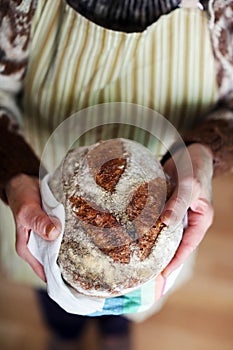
[[161, 143, 214, 277], [5, 174, 61, 282]]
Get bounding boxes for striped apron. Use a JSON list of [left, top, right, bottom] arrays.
[[0, 0, 218, 317]]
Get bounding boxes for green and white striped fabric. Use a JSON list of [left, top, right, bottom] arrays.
[[24, 0, 217, 165]]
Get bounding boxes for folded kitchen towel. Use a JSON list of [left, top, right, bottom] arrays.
[[28, 174, 185, 316]]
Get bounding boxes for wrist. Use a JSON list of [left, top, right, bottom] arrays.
[[187, 142, 214, 160], [5, 174, 39, 203], [183, 117, 233, 177]]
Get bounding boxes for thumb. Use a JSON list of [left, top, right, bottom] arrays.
[[22, 204, 62, 240]]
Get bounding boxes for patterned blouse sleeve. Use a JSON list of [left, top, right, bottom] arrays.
[[163, 1, 233, 177], [0, 0, 46, 203], [185, 0, 233, 177]]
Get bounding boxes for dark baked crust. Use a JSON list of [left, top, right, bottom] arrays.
[[69, 195, 132, 263], [87, 138, 127, 193]]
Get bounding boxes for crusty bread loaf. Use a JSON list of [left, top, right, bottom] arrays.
[[49, 138, 183, 297]]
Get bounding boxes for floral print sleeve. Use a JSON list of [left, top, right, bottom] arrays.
[[0, 0, 43, 203]]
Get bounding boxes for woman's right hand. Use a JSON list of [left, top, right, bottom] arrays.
[[5, 173, 61, 282]]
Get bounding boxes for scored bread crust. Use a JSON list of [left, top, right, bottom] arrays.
[[49, 138, 183, 297]]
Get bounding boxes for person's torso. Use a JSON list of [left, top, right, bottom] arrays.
[[23, 0, 218, 167]]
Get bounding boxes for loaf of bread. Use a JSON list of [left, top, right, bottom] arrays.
[[49, 138, 183, 297]]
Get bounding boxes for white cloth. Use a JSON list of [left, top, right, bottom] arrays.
[[28, 174, 105, 315]]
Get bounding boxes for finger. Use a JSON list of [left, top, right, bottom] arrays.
[[162, 200, 214, 277], [16, 226, 46, 282], [17, 204, 61, 240], [161, 177, 198, 226]]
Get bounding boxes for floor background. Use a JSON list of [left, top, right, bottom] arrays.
[[0, 174, 233, 350]]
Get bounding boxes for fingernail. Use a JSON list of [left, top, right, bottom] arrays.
[[46, 223, 60, 239]]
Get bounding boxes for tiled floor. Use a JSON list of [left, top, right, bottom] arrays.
[[0, 174, 233, 350]]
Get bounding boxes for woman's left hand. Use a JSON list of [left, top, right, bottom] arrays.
[[161, 143, 214, 277]]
